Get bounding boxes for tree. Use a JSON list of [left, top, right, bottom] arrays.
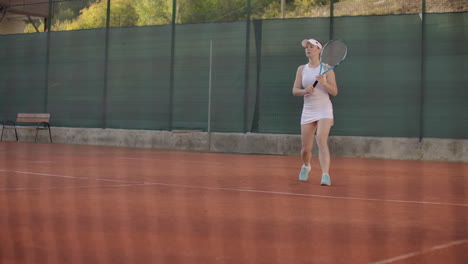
[[133, 0, 172, 26], [52, 0, 96, 22], [66, 0, 139, 29], [176, 0, 268, 23], [24, 0, 345, 33]]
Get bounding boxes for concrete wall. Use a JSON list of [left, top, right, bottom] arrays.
[[1, 126, 466, 162]]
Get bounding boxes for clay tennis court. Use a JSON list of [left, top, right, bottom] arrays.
[[0, 141, 467, 264]]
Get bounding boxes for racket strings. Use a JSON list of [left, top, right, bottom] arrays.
[[321, 42, 347, 67]]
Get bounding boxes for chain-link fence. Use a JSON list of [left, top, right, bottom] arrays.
[[1, 0, 467, 139]]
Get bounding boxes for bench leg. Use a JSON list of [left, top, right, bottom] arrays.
[[35, 128, 52, 144], [35, 128, 39, 143], [0, 123, 18, 142]]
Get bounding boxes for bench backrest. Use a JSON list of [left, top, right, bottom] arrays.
[[16, 113, 50, 123]]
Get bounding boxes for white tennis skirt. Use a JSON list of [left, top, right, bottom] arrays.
[[301, 95, 334, 125]]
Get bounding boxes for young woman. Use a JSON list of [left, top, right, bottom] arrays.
[[292, 38, 338, 186]]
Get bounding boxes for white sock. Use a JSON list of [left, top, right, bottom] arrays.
[[303, 165, 311, 170]]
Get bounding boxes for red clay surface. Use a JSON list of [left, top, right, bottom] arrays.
[[0, 142, 467, 264]]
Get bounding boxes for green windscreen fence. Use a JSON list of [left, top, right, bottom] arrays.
[[172, 22, 248, 132], [0, 13, 467, 139], [423, 13, 467, 139], [47, 29, 106, 128], [106, 25, 172, 130], [331, 15, 422, 138], [0, 33, 47, 118], [255, 17, 331, 134]]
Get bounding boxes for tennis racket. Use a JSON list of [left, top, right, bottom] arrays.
[[313, 40, 348, 88]]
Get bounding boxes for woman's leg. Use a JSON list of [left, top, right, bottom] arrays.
[[298, 122, 318, 181], [316, 118, 333, 174], [301, 122, 318, 167]]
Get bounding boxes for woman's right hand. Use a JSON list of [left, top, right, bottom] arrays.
[[304, 85, 314, 95]]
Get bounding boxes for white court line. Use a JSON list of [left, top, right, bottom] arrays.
[[121, 157, 298, 168], [140, 182, 468, 208], [0, 168, 467, 208], [0, 183, 148, 192], [121, 157, 225, 165], [0, 169, 142, 184], [370, 239, 468, 264]]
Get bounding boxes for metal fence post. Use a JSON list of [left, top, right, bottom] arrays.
[[244, 0, 251, 132], [330, 0, 334, 40], [168, 0, 177, 131], [102, 0, 111, 128], [44, 0, 53, 113], [419, 0, 426, 142]]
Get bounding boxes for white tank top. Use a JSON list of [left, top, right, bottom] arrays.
[[301, 64, 330, 102]]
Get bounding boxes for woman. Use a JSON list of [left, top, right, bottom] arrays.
[[292, 38, 338, 186]]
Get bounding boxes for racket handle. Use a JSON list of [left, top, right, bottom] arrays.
[[313, 80, 319, 88]]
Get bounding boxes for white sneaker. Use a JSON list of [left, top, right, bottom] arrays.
[[320, 173, 331, 186], [298, 165, 311, 181]]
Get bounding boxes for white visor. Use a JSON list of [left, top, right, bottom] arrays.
[[301, 39, 322, 49]]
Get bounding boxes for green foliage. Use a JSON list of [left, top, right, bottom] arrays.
[[66, 0, 108, 29], [26, 0, 466, 33], [59, 0, 173, 29], [133, 0, 172, 26], [64, 0, 140, 29], [176, 0, 248, 23], [108, 0, 139, 27], [48, 0, 96, 30], [54, 8, 75, 22], [53, 0, 95, 21], [258, 1, 281, 19]]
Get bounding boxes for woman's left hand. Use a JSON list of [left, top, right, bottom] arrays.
[[316, 74, 328, 86]]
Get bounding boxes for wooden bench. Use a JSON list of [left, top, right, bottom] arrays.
[[1, 113, 52, 143]]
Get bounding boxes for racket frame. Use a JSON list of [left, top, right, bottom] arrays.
[[313, 40, 348, 88]]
